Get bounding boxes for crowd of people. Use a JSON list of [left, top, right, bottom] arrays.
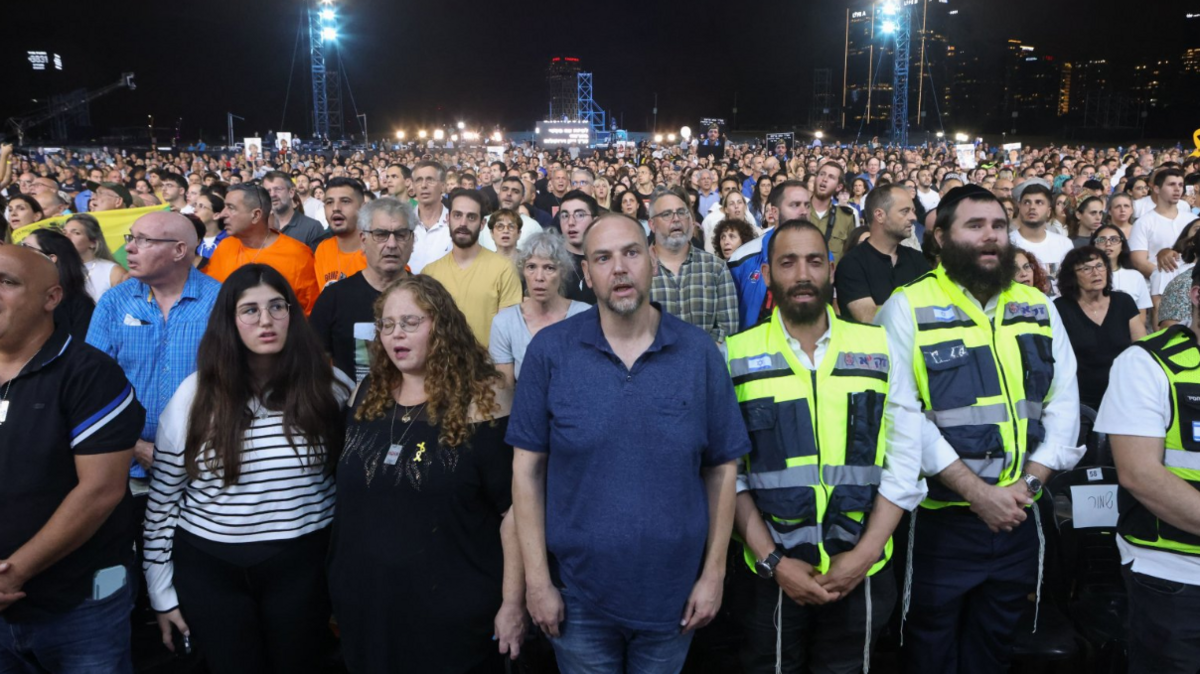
[[1, 129, 1199, 674]]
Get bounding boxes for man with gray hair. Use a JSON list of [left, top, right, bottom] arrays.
[[310, 196, 415, 382], [647, 186, 739, 343], [697, 169, 720, 217], [263, 171, 323, 248]]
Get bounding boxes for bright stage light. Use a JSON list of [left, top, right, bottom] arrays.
[[936, 131, 945, 138], [815, 131, 824, 139], [321, 27, 337, 41], [320, 8, 335, 21], [395, 130, 405, 139], [418, 130, 427, 139], [491, 131, 502, 142], [881, 1, 898, 15], [654, 134, 664, 143], [881, 20, 897, 33], [456, 121, 465, 130], [667, 133, 676, 142], [451, 134, 459, 142], [954, 132, 969, 142], [680, 126, 692, 139], [433, 129, 445, 140]]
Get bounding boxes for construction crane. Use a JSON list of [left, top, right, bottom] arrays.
[[5, 73, 136, 146]]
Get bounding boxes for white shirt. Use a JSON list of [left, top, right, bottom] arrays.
[[479, 214, 544, 253], [1113, 267, 1152, 310], [409, 204, 452, 274], [1011, 228, 1076, 297], [733, 308, 928, 513], [877, 282, 1083, 478], [1150, 261, 1195, 297], [700, 210, 760, 255], [1129, 207, 1194, 258], [1132, 195, 1155, 221], [303, 196, 328, 228], [916, 188, 940, 213], [1095, 347, 1200, 584]]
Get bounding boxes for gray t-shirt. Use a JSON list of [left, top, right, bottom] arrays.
[[279, 211, 327, 249], [489, 301, 591, 381]]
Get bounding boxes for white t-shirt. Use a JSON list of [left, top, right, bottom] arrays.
[[1094, 347, 1200, 585], [478, 214, 544, 253], [1112, 267, 1152, 310], [1150, 261, 1195, 297], [916, 188, 940, 212], [1129, 208, 1195, 258], [1132, 195, 1155, 221], [1011, 228, 1075, 297]]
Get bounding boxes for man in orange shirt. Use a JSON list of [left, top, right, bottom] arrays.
[[205, 184, 319, 314], [314, 177, 368, 291]]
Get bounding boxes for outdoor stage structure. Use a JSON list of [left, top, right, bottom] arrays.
[[309, 0, 344, 141], [543, 57, 614, 147]]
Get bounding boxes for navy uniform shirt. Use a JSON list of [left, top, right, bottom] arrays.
[[506, 305, 748, 630], [0, 325, 145, 622]]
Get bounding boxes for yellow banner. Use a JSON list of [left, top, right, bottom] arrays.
[[12, 205, 171, 267]]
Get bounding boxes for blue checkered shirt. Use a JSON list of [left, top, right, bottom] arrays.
[[86, 267, 220, 478]]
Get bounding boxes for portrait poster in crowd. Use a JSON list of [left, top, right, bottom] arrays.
[[765, 132, 794, 158], [276, 132, 293, 152], [697, 117, 726, 160], [955, 143, 978, 170], [244, 137, 262, 159]]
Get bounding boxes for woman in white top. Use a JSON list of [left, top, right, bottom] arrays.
[[1107, 192, 1135, 241], [61, 213, 128, 303], [145, 264, 351, 674], [1148, 220, 1200, 325], [1092, 225, 1152, 326], [489, 231, 589, 388], [701, 190, 761, 255]]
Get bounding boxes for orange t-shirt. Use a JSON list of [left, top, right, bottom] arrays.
[[314, 237, 368, 291], [204, 231, 320, 315]]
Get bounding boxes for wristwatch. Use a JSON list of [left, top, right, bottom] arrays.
[[754, 547, 784, 579], [1021, 473, 1043, 497]]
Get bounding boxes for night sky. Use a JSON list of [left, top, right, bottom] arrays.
[[4, 0, 1194, 141]]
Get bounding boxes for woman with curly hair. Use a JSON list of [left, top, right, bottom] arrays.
[[328, 275, 524, 674], [710, 218, 759, 261], [1014, 248, 1051, 296]]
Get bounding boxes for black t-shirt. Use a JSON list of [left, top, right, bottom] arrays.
[[328, 386, 513, 672], [54, 292, 94, 343], [834, 240, 931, 321], [0, 326, 145, 621], [566, 252, 597, 305], [309, 271, 382, 384], [534, 190, 563, 218], [1054, 292, 1139, 409]]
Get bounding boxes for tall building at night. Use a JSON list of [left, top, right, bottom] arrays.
[[842, 0, 954, 131], [1002, 40, 1064, 123], [546, 57, 581, 121]]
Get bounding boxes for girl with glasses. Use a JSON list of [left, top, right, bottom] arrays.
[[144, 264, 351, 674], [1091, 225, 1151, 326]]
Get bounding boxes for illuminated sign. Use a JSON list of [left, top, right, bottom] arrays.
[[851, 10, 868, 18], [539, 121, 590, 146], [27, 51, 62, 71]]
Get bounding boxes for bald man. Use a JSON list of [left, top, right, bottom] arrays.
[[87, 211, 220, 476], [0, 245, 145, 671]]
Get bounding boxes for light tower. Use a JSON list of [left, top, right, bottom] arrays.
[[310, 0, 344, 140], [882, 1, 912, 147]]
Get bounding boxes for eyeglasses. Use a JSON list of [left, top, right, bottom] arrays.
[[1093, 236, 1121, 246], [492, 221, 519, 232], [558, 210, 592, 222], [236, 300, 290, 325], [570, 179, 593, 187], [652, 208, 692, 222], [1075, 262, 1107, 275], [377, 315, 428, 335], [124, 234, 181, 247], [366, 228, 414, 244]]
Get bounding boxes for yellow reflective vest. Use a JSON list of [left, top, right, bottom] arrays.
[[1120, 326, 1200, 557], [727, 308, 892, 575], [897, 266, 1055, 508]]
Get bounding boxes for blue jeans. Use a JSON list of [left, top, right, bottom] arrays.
[[0, 571, 133, 674], [550, 586, 693, 674]]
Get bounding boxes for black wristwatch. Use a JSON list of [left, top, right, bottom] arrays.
[[1021, 473, 1043, 497], [754, 547, 784, 579]]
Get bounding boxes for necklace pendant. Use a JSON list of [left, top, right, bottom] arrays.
[[401, 413, 412, 423], [0, 400, 8, 424]]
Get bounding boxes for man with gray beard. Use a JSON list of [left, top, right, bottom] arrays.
[[648, 187, 739, 343]]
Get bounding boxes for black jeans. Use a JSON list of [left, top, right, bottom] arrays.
[[172, 527, 333, 674], [1123, 565, 1200, 674], [730, 562, 896, 674]]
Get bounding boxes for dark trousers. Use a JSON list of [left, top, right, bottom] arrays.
[[731, 562, 896, 674], [172, 528, 333, 674], [1123, 565, 1200, 674], [900, 507, 1037, 674]]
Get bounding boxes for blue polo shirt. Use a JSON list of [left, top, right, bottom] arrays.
[[86, 268, 220, 478], [506, 305, 748, 631]]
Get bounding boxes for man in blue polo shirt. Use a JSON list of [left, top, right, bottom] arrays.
[[86, 211, 219, 476], [509, 212, 746, 673]]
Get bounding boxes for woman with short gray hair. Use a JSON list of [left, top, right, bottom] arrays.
[[489, 231, 590, 388]]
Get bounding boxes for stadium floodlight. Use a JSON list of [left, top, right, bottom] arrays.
[[321, 27, 337, 41], [667, 133, 676, 142], [881, 20, 897, 33], [491, 131, 502, 142], [418, 129, 427, 139], [320, 8, 335, 21], [451, 134, 459, 142], [815, 131, 825, 139], [680, 126, 692, 139], [881, 0, 899, 15], [395, 130, 405, 139], [456, 121, 465, 130], [954, 132, 969, 142], [654, 134, 664, 143], [535, 126, 540, 134], [936, 131, 945, 138], [433, 129, 445, 140]]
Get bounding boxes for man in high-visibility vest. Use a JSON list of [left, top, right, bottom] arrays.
[[1097, 264, 1200, 674], [878, 185, 1082, 674], [728, 219, 925, 673]]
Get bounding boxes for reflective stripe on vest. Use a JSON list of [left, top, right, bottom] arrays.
[[1120, 326, 1200, 557], [901, 266, 1055, 508], [726, 308, 893, 575]]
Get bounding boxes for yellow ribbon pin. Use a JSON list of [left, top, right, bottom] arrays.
[[414, 442, 427, 463], [1191, 129, 1200, 158]]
